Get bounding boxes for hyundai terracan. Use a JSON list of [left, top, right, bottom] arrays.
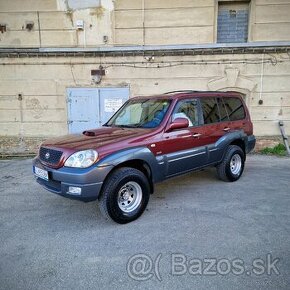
[[33, 91, 256, 223]]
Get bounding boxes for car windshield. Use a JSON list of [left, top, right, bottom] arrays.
[[106, 99, 171, 128]]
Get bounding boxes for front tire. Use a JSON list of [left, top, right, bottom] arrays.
[[98, 167, 150, 224], [216, 145, 245, 182]]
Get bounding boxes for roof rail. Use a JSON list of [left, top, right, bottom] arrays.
[[164, 90, 240, 95], [164, 90, 199, 94]]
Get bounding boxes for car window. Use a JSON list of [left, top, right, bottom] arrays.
[[223, 97, 246, 121], [114, 102, 143, 125], [217, 98, 229, 122], [107, 99, 171, 128], [173, 99, 198, 127], [201, 97, 220, 124]]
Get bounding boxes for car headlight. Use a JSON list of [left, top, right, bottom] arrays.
[[64, 150, 98, 168]]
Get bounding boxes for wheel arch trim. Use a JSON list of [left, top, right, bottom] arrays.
[[96, 147, 165, 191]]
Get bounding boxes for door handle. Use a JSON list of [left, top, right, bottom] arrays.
[[223, 127, 230, 132], [192, 133, 202, 138]]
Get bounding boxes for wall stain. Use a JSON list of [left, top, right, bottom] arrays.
[[90, 6, 105, 18], [25, 98, 48, 119]]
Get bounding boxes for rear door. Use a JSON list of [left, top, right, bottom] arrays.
[[200, 97, 231, 163]]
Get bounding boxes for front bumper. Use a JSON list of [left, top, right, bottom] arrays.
[[33, 158, 113, 202]]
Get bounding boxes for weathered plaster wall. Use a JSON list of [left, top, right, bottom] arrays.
[[0, 53, 289, 141], [0, 0, 290, 47], [0, 0, 290, 153], [0, 0, 114, 47]]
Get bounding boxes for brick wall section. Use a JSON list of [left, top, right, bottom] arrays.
[[254, 137, 282, 152], [0, 136, 44, 155]]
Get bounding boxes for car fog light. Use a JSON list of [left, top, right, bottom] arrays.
[[68, 186, 82, 195]]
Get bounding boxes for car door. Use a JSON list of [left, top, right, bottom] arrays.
[[160, 98, 209, 177], [199, 97, 230, 163]]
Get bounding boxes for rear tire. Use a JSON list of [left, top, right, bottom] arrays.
[[98, 167, 150, 224], [216, 145, 245, 182]]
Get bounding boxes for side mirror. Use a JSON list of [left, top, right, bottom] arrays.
[[166, 118, 189, 132]]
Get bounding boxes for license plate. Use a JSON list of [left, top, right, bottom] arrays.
[[34, 166, 49, 181]]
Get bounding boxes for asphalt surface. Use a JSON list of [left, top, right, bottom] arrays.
[[0, 155, 290, 290]]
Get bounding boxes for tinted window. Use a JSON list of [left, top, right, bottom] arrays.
[[173, 99, 198, 127], [223, 97, 246, 121], [217, 98, 229, 122], [201, 97, 220, 124]]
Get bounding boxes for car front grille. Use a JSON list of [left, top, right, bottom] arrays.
[[39, 147, 63, 165]]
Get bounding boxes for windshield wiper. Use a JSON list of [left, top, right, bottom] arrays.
[[114, 125, 133, 128], [114, 124, 142, 128]]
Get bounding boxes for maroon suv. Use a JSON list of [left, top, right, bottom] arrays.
[[33, 91, 256, 223]]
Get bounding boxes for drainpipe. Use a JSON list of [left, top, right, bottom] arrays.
[[279, 121, 290, 156], [258, 53, 264, 105], [142, 0, 145, 46], [37, 11, 42, 47], [84, 23, 86, 48], [18, 93, 25, 151]]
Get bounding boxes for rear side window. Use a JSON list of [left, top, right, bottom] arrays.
[[217, 98, 229, 122], [201, 97, 220, 124], [223, 97, 246, 121]]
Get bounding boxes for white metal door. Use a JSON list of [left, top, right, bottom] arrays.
[[99, 88, 130, 126], [67, 87, 129, 133]]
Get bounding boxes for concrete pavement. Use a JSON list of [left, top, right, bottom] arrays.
[[0, 155, 289, 289]]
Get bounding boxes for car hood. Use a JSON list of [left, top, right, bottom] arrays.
[[41, 126, 154, 152]]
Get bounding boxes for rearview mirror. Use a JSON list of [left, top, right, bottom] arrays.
[[166, 118, 189, 132]]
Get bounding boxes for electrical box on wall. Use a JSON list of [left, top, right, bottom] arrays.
[[25, 21, 34, 31], [0, 24, 7, 33], [76, 20, 84, 30]]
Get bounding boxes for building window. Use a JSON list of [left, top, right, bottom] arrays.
[[217, 1, 250, 43]]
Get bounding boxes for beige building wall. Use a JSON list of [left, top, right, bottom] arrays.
[[114, 0, 215, 45], [252, 0, 290, 41], [0, 0, 290, 47], [0, 53, 290, 141], [0, 0, 290, 153], [0, 0, 113, 47], [114, 0, 290, 45]]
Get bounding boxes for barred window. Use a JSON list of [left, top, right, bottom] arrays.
[[217, 1, 250, 43]]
